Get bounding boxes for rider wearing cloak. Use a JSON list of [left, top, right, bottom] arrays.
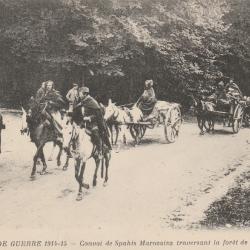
[[31, 80, 64, 137], [137, 80, 157, 116], [75, 87, 112, 158]]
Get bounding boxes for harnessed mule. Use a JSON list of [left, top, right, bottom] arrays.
[[104, 99, 143, 145], [189, 94, 215, 134]]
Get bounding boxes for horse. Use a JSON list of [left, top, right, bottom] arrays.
[[62, 120, 111, 201], [104, 99, 143, 145], [0, 113, 6, 154], [21, 105, 68, 178], [189, 94, 215, 134]]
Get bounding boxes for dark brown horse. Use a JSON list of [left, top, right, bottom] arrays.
[[21, 106, 67, 178], [189, 94, 215, 134]]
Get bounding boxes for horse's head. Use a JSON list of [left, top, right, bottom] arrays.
[[20, 107, 29, 134], [104, 99, 117, 121], [61, 121, 75, 151], [188, 93, 205, 114]]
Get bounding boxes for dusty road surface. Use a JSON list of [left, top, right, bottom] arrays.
[[0, 110, 250, 236]]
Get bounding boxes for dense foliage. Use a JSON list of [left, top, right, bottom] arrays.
[[0, 0, 249, 108]]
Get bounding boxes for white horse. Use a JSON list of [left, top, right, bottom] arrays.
[[104, 99, 143, 145], [62, 121, 111, 201]]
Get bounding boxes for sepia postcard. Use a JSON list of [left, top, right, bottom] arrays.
[[0, 0, 249, 249]]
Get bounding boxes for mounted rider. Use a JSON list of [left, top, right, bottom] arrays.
[[32, 80, 64, 137], [75, 86, 112, 159], [137, 79, 157, 121]]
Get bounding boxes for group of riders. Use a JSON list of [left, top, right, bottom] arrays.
[[27, 77, 244, 158], [27, 79, 158, 159]]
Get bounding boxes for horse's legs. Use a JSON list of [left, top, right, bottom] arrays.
[[120, 126, 127, 144], [103, 152, 111, 186], [74, 158, 81, 200], [40, 148, 48, 174], [48, 142, 56, 161], [76, 161, 88, 201], [74, 158, 80, 183], [31, 142, 45, 178], [197, 116, 204, 135], [55, 141, 63, 166], [101, 157, 104, 179], [211, 118, 215, 132], [108, 123, 114, 145], [114, 124, 119, 145], [63, 152, 70, 171], [78, 162, 85, 193], [93, 157, 101, 187]]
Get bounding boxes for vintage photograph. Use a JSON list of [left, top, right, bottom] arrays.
[[0, 0, 249, 249]]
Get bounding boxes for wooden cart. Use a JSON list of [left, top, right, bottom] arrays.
[[126, 102, 182, 144]]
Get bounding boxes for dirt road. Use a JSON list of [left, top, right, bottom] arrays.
[[0, 111, 250, 235]]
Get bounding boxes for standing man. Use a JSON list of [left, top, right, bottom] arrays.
[[66, 83, 79, 115]]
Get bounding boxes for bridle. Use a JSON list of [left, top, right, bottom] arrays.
[[107, 105, 119, 121]]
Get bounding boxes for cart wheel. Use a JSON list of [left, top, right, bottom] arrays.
[[164, 106, 182, 143], [232, 105, 244, 133]]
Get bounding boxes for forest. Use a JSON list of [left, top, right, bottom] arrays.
[[0, 0, 249, 108]]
